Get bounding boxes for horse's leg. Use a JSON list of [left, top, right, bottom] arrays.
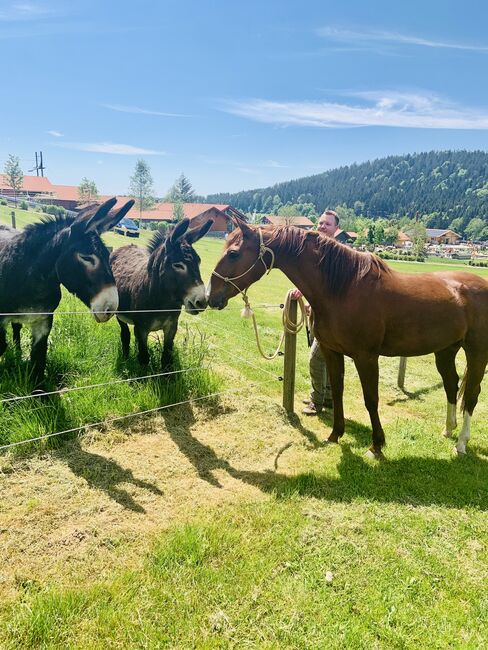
[[434, 343, 461, 438], [118, 318, 131, 358], [0, 324, 6, 357], [455, 346, 488, 455], [12, 323, 22, 351], [161, 315, 179, 370], [134, 323, 150, 365], [30, 316, 53, 386], [353, 354, 385, 459], [321, 348, 345, 443]]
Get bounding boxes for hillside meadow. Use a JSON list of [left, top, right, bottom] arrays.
[[0, 208, 487, 648]]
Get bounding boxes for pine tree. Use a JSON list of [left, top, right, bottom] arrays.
[[129, 160, 155, 220], [166, 173, 195, 203]]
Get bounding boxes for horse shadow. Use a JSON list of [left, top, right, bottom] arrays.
[[53, 438, 163, 513]]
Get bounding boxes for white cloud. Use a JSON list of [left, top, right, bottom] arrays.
[[221, 92, 488, 130], [0, 3, 54, 21], [55, 141, 166, 155], [317, 26, 488, 53], [102, 104, 194, 118], [47, 130, 63, 137]]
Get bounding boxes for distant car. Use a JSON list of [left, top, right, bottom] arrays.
[[114, 217, 140, 238]]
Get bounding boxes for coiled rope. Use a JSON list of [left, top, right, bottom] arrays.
[[241, 289, 307, 360]]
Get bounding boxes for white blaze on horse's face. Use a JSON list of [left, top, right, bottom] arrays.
[[183, 282, 207, 315], [90, 285, 119, 322]]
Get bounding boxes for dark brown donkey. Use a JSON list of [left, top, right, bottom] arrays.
[[110, 218, 213, 368], [208, 219, 488, 458], [0, 197, 134, 384]]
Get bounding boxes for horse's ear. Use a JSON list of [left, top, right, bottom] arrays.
[[170, 218, 190, 244], [71, 197, 117, 238], [234, 215, 253, 238], [185, 219, 213, 244], [98, 199, 136, 234]]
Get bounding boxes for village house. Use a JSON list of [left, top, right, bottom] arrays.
[[260, 215, 314, 229]]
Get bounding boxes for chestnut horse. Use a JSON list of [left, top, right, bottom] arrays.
[[208, 219, 488, 459]]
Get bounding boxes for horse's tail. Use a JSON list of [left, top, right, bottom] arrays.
[[458, 367, 468, 413]]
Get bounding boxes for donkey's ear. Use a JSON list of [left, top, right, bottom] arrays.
[[170, 218, 190, 244], [98, 199, 136, 234], [186, 219, 213, 244], [71, 197, 117, 238]]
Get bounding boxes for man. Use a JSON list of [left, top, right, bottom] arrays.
[[290, 209, 340, 415]]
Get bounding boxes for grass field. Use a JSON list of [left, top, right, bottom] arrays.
[[0, 214, 487, 648]]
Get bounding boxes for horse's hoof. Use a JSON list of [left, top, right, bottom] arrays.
[[454, 446, 466, 456], [365, 449, 385, 461], [326, 433, 342, 444], [442, 429, 453, 439]]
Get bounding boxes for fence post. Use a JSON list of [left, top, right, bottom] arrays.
[[397, 356, 407, 390], [282, 299, 297, 413], [11, 211, 16, 229]]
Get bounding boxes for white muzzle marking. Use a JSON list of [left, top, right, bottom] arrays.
[[90, 285, 119, 322], [184, 283, 207, 314]]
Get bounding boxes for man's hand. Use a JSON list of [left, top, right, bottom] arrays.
[[290, 288, 302, 300]]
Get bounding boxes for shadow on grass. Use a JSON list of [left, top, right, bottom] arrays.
[[286, 410, 373, 449], [54, 439, 163, 513], [387, 380, 444, 405], [229, 443, 488, 511], [158, 404, 488, 511], [161, 401, 235, 489]]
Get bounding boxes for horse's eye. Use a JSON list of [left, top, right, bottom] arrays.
[[172, 261, 187, 272], [228, 250, 240, 260]]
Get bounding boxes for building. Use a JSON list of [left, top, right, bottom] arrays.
[[425, 229, 461, 245], [0, 174, 55, 198], [260, 215, 314, 230], [131, 203, 247, 233], [396, 231, 412, 247], [334, 229, 357, 244]]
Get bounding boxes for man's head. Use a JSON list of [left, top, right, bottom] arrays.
[[317, 210, 339, 237]]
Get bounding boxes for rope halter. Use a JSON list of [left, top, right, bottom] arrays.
[[211, 228, 275, 304]]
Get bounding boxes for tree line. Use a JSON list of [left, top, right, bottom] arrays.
[[206, 150, 488, 239]]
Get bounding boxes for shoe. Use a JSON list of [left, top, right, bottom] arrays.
[[302, 401, 323, 416]]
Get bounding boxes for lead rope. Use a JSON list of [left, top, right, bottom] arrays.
[[242, 289, 307, 360]]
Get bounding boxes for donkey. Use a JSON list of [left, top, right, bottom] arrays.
[[0, 197, 134, 384], [110, 218, 213, 368]]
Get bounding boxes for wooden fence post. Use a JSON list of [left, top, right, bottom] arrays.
[[11, 211, 16, 229], [282, 299, 297, 413], [397, 356, 407, 390]]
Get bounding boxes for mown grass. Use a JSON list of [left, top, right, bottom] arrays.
[[1, 496, 486, 649]]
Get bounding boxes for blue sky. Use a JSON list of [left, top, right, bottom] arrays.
[[1, 0, 488, 197]]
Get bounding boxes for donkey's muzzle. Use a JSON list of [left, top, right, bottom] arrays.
[[90, 285, 119, 323]]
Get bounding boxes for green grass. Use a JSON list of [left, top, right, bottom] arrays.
[[1, 498, 486, 648]]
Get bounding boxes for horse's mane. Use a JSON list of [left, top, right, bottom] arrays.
[[265, 226, 391, 294]]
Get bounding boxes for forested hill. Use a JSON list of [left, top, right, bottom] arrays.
[[207, 150, 488, 227]]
